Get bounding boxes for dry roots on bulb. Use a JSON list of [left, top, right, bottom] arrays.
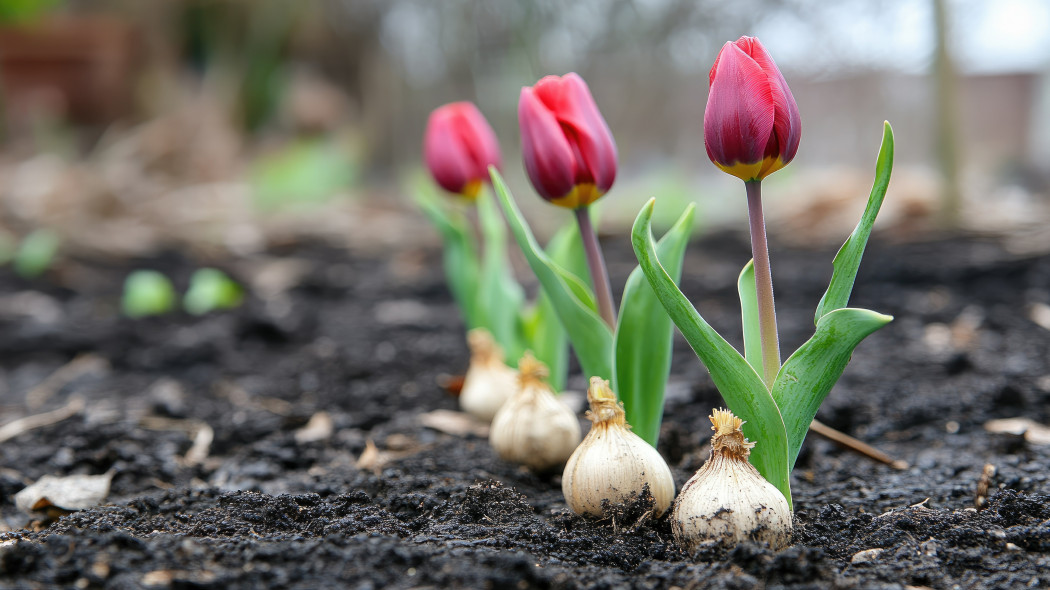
[[672, 408, 792, 551], [459, 329, 519, 422], [562, 377, 676, 517], [489, 353, 581, 472]]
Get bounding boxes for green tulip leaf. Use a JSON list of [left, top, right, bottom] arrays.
[[414, 186, 481, 331], [614, 202, 695, 447], [526, 221, 586, 391], [490, 168, 613, 382], [477, 188, 526, 363], [737, 259, 763, 378], [773, 307, 892, 470], [632, 198, 790, 505], [815, 122, 894, 323]]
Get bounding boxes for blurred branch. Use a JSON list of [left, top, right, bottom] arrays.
[[933, 0, 962, 228]]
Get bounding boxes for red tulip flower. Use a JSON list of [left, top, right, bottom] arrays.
[[424, 102, 502, 200], [518, 73, 617, 209], [704, 36, 801, 182]]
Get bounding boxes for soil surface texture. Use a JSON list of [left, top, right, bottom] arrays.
[[1, 230, 1049, 589]]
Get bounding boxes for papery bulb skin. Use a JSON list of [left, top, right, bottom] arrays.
[[459, 329, 519, 422], [672, 408, 792, 551], [489, 353, 581, 472], [704, 36, 801, 182], [424, 102, 502, 200], [518, 73, 617, 208], [562, 378, 676, 517]]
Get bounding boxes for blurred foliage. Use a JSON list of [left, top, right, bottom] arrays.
[[182, 0, 306, 131], [14, 229, 60, 278], [251, 139, 356, 211], [0, 0, 60, 25], [0, 231, 15, 266]]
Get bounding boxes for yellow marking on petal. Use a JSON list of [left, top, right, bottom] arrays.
[[715, 157, 789, 182], [715, 160, 764, 182], [460, 179, 483, 201], [548, 183, 604, 209], [758, 156, 789, 179]]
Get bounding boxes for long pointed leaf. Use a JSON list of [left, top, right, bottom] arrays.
[[737, 259, 763, 378], [614, 203, 695, 447], [632, 198, 791, 506], [414, 188, 481, 330], [476, 188, 526, 363], [773, 307, 893, 469], [815, 122, 894, 322], [490, 168, 613, 381], [527, 221, 586, 391]]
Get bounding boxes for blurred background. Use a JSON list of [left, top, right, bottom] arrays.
[[0, 0, 1048, 263]]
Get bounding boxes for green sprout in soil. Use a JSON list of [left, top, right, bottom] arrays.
[[122, 270, 176, 318], [14, 229, 60, 279], [184, 268, 244, 315]]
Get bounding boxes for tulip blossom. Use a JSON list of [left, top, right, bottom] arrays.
[[704, 36, 801, 388], [424, 102, 501, 200], [704, 36, 801, 182], [518, 73, 617, 209]]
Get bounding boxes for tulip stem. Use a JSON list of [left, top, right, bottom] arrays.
[[574, 206, 617, 328], [745, 181, 780, 388]]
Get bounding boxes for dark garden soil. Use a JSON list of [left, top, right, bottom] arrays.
[[0, 228, 1049, 589]]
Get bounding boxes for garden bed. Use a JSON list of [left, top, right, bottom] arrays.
[[1, 230, 1048, 589]]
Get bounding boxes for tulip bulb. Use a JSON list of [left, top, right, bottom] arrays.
[[672, 409, 792, 551], [562, 377, 676, 517], [460, 329, 519, 422], [490, 353, 581, 472]]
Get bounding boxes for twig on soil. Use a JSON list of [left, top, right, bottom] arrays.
[[0, 397, 84, 444], [25, 354, 109, 409], [975, 463, 996, 511], [214, 380, 293, 416], [810, 419, 909, 470], [139, 417, 214, 466], [355, 438, 431, 474]]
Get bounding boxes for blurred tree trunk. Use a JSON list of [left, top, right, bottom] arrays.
[[933, 0, 962, 228]]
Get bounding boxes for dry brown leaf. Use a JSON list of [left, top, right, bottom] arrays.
[[295, 411, 334, 444], [984, 417, 1050, 445], [355, 439, 384, 473], [14, 471, 114, 515], [419, 409, 489, 438]]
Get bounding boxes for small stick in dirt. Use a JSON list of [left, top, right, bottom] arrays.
[[139, 417, 214, 466], [809, 419, 909, 470], [0, 397, 84, 444], [975, 463, 996, 511], [26, 354, 109, 409]]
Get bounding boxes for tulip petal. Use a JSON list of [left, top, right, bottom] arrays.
[[424, 102, 502, 196], [454, 102, 503, 175], [519, 87, 577, 201], [704, 42, 775, 179], [534, 73, 618, 194], [424, 109, 474, 194], [735, 37, 801, 166]]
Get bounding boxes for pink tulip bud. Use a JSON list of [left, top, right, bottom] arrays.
[[424, 102, 502, 200], [704, 36, 801, 182], [518, 73, 617, 208]]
